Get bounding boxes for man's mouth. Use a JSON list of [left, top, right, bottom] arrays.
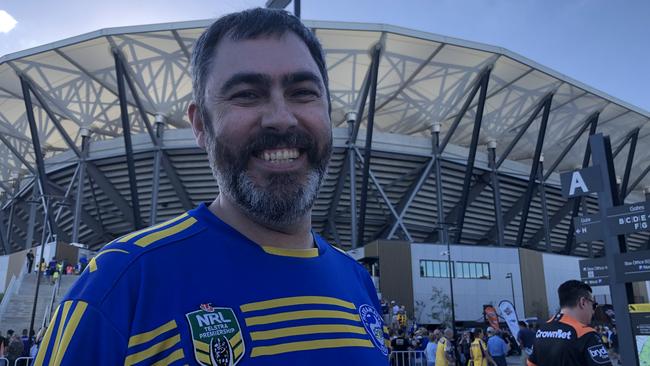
[[256, 147, 301, 163]]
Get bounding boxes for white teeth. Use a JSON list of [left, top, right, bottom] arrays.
[[261, 148, 300, 162]]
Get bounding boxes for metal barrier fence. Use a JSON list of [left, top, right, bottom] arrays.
[[0, 357, 33, 366], [15, 357, 34, 366], [390, 351, 427, 366]]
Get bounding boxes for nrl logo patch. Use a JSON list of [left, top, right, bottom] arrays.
[[359, 304, 388, 356], [185, 303, 245, 366]]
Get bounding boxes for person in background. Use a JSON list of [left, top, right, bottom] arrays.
[[470, 328, 497, 366], [26, 250, 34, 274], [20, 329, 31, 358], [517, 320, 535, 365], [527, 280, 612, 366], [458, 331, 471, 365], [436, 328, 456, 366], [425, 330, 439, 366], [6, 333, 24, 366], [0, 330, 5, 357], [486, 327, 509, 366]]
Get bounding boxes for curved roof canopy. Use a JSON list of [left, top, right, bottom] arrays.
[[0, 20, 648, 255]]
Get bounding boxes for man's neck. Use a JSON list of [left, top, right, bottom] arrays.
[[208, 195, 314, 250], [559, 308, 587, 325]]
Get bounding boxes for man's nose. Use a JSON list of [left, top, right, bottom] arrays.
[[261, 94, 298, 132]]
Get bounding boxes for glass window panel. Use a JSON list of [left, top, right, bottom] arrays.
[[484, 263, 490, 278], [469, 263, 477, 278], [427, 261, 434, 277], [420, 261, 426, 277], [464, 263, 470, 278], [433, 262, 440, 277]]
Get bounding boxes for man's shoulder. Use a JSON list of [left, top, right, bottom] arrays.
[[64, 212, 206, 305]]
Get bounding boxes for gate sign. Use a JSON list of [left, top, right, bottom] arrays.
[[560, 166, 603, 198], [614, 250, 650, 283], [606, 201, 649, 236], [579, 257, 609, 286], [573, 214, 603, 243]]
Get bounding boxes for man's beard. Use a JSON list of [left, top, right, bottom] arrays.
[[205, 128, 331, 229]]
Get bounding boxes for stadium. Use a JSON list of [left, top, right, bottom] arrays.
[[0, 10, 648, 365]]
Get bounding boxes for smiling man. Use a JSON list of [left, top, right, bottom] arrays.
[[34, 8, 389, 366]]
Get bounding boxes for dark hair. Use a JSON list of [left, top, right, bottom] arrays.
[[517, 320, 527, 328], [190, 8, 329, 133], [558, 280, 593, 308]]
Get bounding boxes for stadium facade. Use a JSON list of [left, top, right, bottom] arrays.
[[0, 19, 648, 263]]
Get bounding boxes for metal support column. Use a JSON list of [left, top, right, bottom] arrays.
[[114, 51, 143, 230], [619, 128, 639, 202], [488, 140, 505, 246], [72, 128, 90, 243], [515, 95, 552, 246], [357, 43, 381, 246], [20, 75, 56, 335], [25, 186, 38, 249], [455, 69, 490, 243], [347, 114, 358, 248], [6, 204, 15, 248], [150, 115, 164, 225], [537, 157, 552, 251], [432, 123, 448, 245]]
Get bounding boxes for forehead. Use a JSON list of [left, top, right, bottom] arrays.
[[207, 32, 322, 88]]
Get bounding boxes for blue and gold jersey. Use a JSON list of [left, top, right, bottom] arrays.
[[35, 203, 389, 365]]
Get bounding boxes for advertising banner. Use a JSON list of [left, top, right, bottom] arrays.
[[498, 300, 520, 343]]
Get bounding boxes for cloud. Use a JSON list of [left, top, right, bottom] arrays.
[[0, 10, 17, 33]]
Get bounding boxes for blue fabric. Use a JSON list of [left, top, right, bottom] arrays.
[[35, 203, 389, 366], [487, 335, 508, 357]]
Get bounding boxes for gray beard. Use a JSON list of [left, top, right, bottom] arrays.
[[206, 136, 327, 229]]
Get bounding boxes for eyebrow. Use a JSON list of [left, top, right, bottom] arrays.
[[219, 71, 323, 95], [282, 71, 323, 92], [219, 72, 272, 95]]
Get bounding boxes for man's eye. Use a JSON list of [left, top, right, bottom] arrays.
[[230, 91, 259, 100], [291, 89, 320, 99]]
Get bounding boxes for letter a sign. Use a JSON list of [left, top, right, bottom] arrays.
[[560, 166, 603, 198]]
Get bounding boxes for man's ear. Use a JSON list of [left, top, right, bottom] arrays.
[[188, 102, 207, 149]]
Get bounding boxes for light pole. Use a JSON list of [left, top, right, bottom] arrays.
[[506, 273, 515, 307]]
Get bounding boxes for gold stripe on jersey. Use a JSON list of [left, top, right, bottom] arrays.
[[52, 301, 88, 365], [88, 249, 129, 273], [117, 213, 189, 243], [48, 301, 73, 366], [33, 304, 60, 366], [134, 217, 197, 247], [261, 245, 319, 258], [151, 348, 185, 366], [245, 309, 360, 327], [240, 296, 356, 312], [128, 320, 177, 347], [196, 350, 211, 365], [124, 334, 181, 366], [250, 338, 374, 357], [234, 339, 244, 359], [250, 324, 367, 341]]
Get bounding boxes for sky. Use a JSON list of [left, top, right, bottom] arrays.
[[0, 0, 648, 112]]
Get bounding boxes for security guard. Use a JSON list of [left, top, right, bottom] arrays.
[[528, 280, 612, 366]]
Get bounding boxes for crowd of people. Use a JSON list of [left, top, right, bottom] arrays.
[[34, 254, 87, 285], [0, 327, 46, 366]]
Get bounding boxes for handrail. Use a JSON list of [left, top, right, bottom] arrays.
[[42, 274, 61, 328], [0, 274, 17, 322]]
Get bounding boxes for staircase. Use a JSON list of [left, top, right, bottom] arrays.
[[0, 272, 79, 332]]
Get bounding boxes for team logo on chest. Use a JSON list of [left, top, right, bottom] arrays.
[[358, 304, 389, 355], [185, 303, 245, 366]]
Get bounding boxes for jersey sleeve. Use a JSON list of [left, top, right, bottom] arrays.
[[583, 332, 613, 366], [33, 300, 127, 365]]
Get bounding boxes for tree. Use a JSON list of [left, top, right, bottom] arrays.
[[429, 286, 454, 326]]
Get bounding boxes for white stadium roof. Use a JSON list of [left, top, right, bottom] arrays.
[[0, 20, 648, 256]]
